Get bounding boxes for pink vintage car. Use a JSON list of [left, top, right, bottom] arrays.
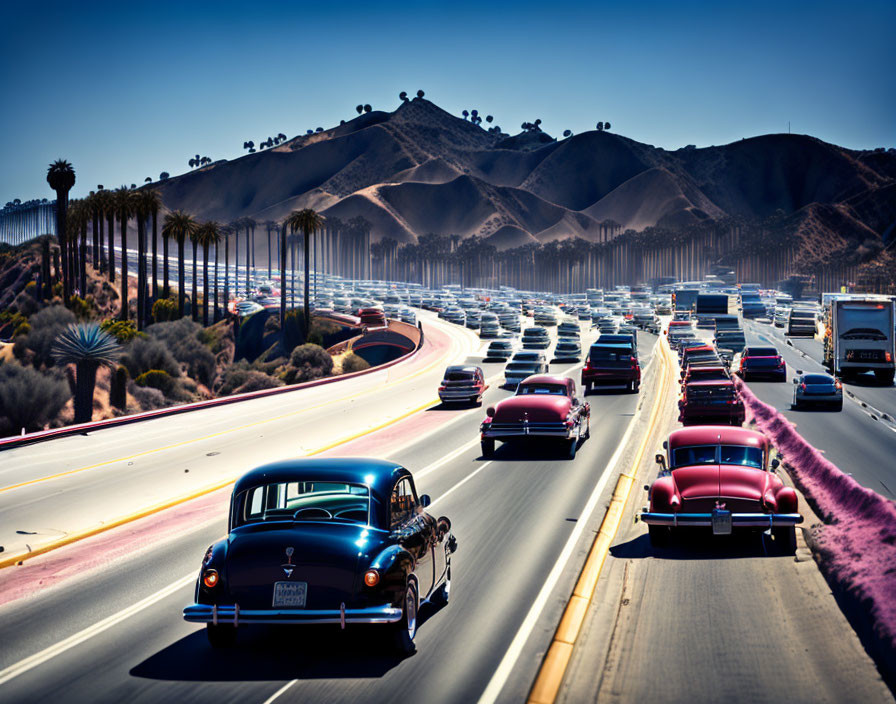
[[479, 375, 590, 459], [641, 426, 802, 552]]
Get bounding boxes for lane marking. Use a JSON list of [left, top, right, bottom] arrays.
[[0, 448, 500, 687], [0, 315, 470, 494], [476, 340, 666, 704], [525, 338, 671, 704], [0, 574, 196, 688]]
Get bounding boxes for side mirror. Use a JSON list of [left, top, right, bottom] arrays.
[[662, 440, 668, 450], [792, 378, 799, 384], [486, 407, 495, 418], [771, 459, 780, 470], [419, 494, 432, 508], [655, 453, 667, 470]]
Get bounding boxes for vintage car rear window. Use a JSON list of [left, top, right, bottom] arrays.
[[445, 371, 475, 381], [686, 385, 735, 400], [518, 383, 567, 395], [236, 481, 371, 527], [672, 444, 762, 469]]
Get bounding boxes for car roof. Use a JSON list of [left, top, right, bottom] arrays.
[[233, 457, 407, 501], [668, 426, 766, 449], [445, 365, 480, 373]]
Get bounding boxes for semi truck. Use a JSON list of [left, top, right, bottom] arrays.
[[672, 288, 700, 313], [695, 293, 733, 328], [823, 297, 895, 384]]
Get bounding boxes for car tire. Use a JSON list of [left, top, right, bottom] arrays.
[[773, 526, 797, 555], [833, 400, 843, 412], [566, 438, 577, 459], [648, 525, 671, 548], [390, 580, 418, 655], [206, 623, 237, 648], [481, 439, 495, 458], [584, 382, 592, 395]]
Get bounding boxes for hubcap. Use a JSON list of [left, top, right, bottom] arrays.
[[406, 587, 417, 639]]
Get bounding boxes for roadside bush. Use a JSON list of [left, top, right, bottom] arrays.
[[152, 298, 178, 323], [52, 282, 63, 298], [0, 363, 71, 435], [68, 295, 94, 320], [19, 305, 76, 368], [127, 381, 166, 410], [100, 319, 138, 344], [281, 344, 333, 385], [13, 321, 30, 338], [135, 369, 177, 396], [146, 318, 216, 387], [342, 353, 370, 374], [234, 371, 283, 395], [121, 336, 181, 379]]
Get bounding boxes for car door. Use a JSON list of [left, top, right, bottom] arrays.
[[391, 477, 435, 599]]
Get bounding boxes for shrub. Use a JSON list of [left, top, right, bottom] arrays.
[[20, 305, 76, 368], [234, 371, 283, 394], [0, 363, 71, 435], [24, 280, 37, 296], [68, 295, 94, 320], [122, 336, 181, 379], [127, 381, 166, 410], [52, 282, 63, 298], [152, 298, 178, 323], [281, 344, 333, 385], [13, 321, 30, 338], [217, 360, 253, 395], [135, 369, 177, 396], [110, 364, 128, 410], [100, 319, 138, 343], [342, 353, 370, 374], [146, 318, 216, 387]]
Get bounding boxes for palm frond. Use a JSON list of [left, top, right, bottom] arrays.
[[52, 323, 121, 367]]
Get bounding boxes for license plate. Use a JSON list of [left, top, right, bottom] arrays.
[[712, 509, 732, 535], [273, 581, 307, 608]]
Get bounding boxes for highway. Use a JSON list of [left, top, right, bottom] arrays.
[[0, 312, 893, 704]]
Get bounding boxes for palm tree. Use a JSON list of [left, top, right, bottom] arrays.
[[101, 188, 116, 283], [52, 323, 121, 424], [162, 210, 197, 318], [195, 221, 222, 326], [138, 190, 162, 302], [232, 217, 242, 298], [114, 187, 133, 320], [46, 159, 76, 304], [189, 223, 201, 321], [284, 209, 325, 335], [244, 217, 256, 294], [265, 220, 276, 278], [132, 192, 150, 329]]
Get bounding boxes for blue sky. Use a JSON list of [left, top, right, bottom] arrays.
[[1, 0, 893, 204]]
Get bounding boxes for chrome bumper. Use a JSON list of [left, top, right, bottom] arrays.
[[640, 512, 803, 527], [183, 603, 402, 625]]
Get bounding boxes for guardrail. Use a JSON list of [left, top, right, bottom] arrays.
[[0, 320, 427, 451]]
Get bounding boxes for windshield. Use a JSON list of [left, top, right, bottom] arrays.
[[236, 481, 371, 527], [671, 444, 763, 469], [517, 383, 566, 395], [720, 445, 763, 469], [672, 445, 717, 467]]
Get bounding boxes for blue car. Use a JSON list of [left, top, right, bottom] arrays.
[[184, 458, 456, 653]]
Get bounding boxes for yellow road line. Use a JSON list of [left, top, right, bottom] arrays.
[[526, 338, 672, 704], [0, 394, 442, 570], [0, 320, 465, 495]]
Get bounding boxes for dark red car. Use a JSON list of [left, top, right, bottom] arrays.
[[358, 307, 387, 328], [680, 364, 730, 387], [734, 346, 787, 381], [641, 426, 802, 551], [679, 379, 745, 426]]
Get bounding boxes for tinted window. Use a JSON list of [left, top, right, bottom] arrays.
[[719, 445, 763, 469], [746, 347, 778, 356], [518, 383, 567, 395], [803, 374, 834, 384], [672, 445, 717, 467], [445, 371, 474, 381], [391, 478, 417, 530]]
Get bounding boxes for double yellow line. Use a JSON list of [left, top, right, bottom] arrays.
[[527, 338, 672, 704]]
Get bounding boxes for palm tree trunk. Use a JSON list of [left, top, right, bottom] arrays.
[[136, 215, 146, 330], [280, 225, 288, 331], [203, 244, 210, 327], [119, 214, 129, 320], [267, 226, 272, 279], [191, 238, 199, 321], [163, 234, 170, 298], [80, 218, 88, 295], [151, 209, 159, 300], [178, 237, 186, 318], [214, 241, 220, 322], [304, 231, 311, 335], [107, 212, 115, 283], [224, 234, 230, 316]]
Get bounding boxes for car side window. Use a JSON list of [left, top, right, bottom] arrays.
[[390, 478, 417, 530]]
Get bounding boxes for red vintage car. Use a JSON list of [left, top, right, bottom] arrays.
[[480, 375, 590, 459], [678, 379, 745, 426], [641, 426, 802, 551]]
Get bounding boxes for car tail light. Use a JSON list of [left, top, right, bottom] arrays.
[[800, 383, 807, 391], [834, 380, 842, 389], [202, 569, 219, 588], [887, 353, 893, 363], [438, 385, 446, 391], [364, 570, 380, 587], [777, 358, 785, 367]]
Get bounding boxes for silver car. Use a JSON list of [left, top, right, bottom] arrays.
[[792, 372, 843, 411], [553, 339, 582, 362], [504, 351, 548, 387]]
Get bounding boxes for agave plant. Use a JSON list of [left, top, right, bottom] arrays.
[[52, 323, 122, 424]]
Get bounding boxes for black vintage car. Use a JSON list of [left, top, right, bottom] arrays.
[[183, 458, 456, 653]]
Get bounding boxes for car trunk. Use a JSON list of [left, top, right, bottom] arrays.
[[493, 395, 568, 423], [673, 465, 767, 512], [225, 523, 380, 609]]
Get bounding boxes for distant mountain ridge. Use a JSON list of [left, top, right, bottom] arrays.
[[153, 98, 895, 260]]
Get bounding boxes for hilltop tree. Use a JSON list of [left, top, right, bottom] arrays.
[[399, 91, 408, 102], [160, 172, 170, 180], [563, 130, 573, 138], [144, 177, 152, 183], [462, 110, 469, 120], [596, 122, 604, 131], [605, 122, 611, 130], [416, 90, 424, 98], [356, 105, 363, 114], [486, 115, 493, 123], [363, 104, 372, 113]]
